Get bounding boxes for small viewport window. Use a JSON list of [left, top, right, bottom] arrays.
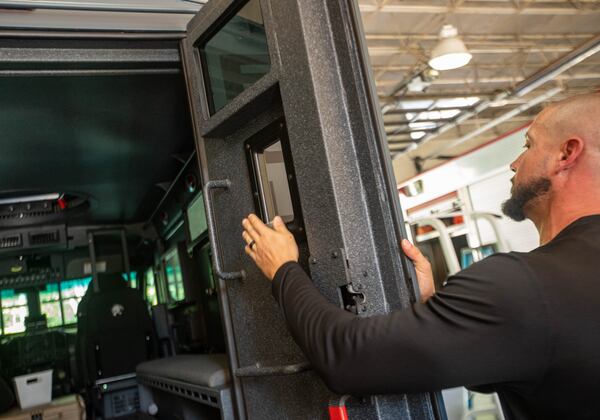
[[246, 120, 305, 239], [199, 0, 270, 114]]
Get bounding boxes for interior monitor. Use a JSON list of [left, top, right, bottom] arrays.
[[185, 192, 208, 252]]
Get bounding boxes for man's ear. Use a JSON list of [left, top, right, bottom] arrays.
[[558, 138, 584, 171]]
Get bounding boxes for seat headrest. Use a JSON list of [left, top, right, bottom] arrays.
[[96, 273, 128, 292]]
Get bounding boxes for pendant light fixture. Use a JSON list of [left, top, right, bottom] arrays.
[[428, 24, 472, 71]]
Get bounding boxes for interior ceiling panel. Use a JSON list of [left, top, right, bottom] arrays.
[[0, 73, 195, 224]]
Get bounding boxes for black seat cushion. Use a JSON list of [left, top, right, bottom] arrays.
[[137, 354, 230, 388]]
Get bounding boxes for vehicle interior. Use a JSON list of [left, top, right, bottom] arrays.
[[0, 35, 231, 419]]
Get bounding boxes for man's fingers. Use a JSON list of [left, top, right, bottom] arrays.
[[272, 216, 289, 233], [242, 231, 254, 246], [244, 244, 257, 259], [247, 214, 271, 235], [402, 239, 426, 263], [242, 217, 261, 240]]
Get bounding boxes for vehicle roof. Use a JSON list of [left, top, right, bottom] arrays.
[[0, 39, 194, 225]]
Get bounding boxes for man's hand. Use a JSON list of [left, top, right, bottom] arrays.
[[401, 239, 435, 302], [242, 214, 299, 280]]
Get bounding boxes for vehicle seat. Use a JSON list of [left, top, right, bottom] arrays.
[[136, 354, 233, 419], [76, 273, 156, 386]]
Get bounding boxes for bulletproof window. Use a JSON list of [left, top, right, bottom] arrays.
[[0, 290, 28, 334], [145, 268, 158, 307], [199, 0, 270, 114], [60, 277, 92, 324], [246, 119, 304, 238], [39, 283, 62, 328], [164, 248, 185, 302], [121, 271, 138, 289]]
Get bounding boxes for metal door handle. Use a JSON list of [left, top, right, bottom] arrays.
[[234, 362, 311, 377], [203, 180, 245, 280]]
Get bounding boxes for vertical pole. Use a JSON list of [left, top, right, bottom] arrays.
[[58, 281, 66, 325], [88, 232, 99, 293], [120, 230, 132, 285], [0, 289, 4, 335]]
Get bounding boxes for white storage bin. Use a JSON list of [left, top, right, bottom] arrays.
[[12, 369, 53, 409]]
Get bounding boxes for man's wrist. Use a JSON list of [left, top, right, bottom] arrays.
[[270, 259, 298, 281], [271, 261, 299, 302]]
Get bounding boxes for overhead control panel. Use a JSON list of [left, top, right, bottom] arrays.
[[0, 225, 68, 255]]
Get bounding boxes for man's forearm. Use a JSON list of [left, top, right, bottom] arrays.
[[272, 262, 445, 394], [271, 256, 542, 396]]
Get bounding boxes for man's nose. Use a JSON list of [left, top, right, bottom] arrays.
[[510, 154, 522, 173]]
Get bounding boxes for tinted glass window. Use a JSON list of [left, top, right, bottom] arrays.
[[200, 0, 270, 113], [165, 250, 185, 302], [1, 290, 28, 334], [121, 271, 138, 289], [61, 277, 91, 324], [145, 268, 158, 307], [254, 140, 294, 223], [40, 283, 62, 328]]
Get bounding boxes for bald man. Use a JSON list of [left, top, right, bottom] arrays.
[[241, 93, 600, 420]]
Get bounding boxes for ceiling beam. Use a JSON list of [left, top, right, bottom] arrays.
[[375, 72, 600, 87], [358, 3, 599, 15], [384, 116, 534, 130], [368, 45, 578, 56], [365, 33, 595, 42], [372, 62, 600, 72]]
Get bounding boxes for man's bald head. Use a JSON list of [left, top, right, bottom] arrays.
[[538, 92, 600, 152]]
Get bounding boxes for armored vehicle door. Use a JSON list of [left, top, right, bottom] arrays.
[[181, 0, 446, 418]]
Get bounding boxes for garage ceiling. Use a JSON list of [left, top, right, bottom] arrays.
[[0, 0, 599, 181], [358, 0, 600, 179]]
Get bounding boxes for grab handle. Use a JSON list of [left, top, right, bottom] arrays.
[[203, 180, 245, 280], [234, 362, 311, 377]]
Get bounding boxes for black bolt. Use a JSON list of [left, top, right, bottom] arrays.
[[310, 257, 317, 264], [331, 252, 339, 259], [363, 271, 368, 277]]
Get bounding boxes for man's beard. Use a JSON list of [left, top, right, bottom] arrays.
[[502, 177, 551, 221]]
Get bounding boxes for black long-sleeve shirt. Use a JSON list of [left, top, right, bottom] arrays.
[[272, 215, 600, 420]]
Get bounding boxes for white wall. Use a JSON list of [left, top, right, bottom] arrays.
[[398, 126, 530, 209], [398, 125, 540, 252]]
